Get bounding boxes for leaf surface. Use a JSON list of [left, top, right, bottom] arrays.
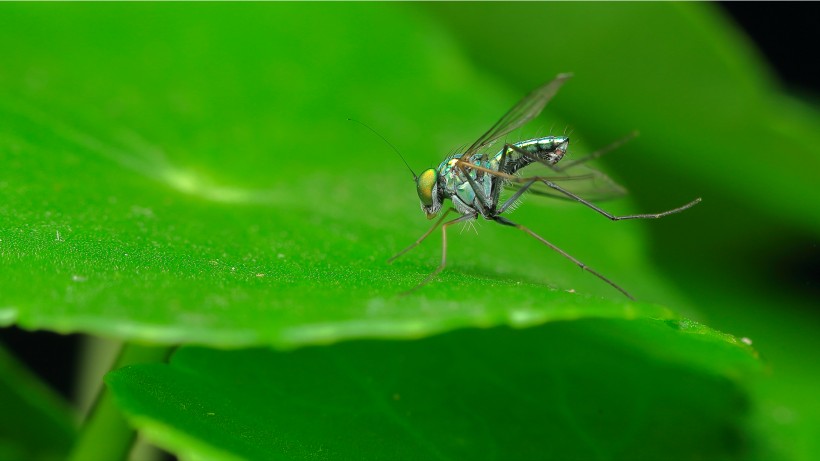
[[107, 318, 760, 461], [0, 3, 689, 348]]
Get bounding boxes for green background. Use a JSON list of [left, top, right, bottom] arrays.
[[0, 3, 817, 460]]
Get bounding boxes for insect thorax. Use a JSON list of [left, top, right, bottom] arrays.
[[437, 136, 568, 213]]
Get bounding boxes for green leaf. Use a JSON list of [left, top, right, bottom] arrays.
[[0, 342, 77, 460], [2, 4, 791, 459], [107, 318, 760, 461], [67, 343, 172, 461], [0, 3, 692, 348]]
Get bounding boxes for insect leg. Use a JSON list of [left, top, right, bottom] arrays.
[[492, 215, 635, 300], [498, 178, 538, 214], [405, 212, 477, 293], [534, 180, 701, 221], [489, 146, 510, 211], [458, 156, 701, 220], [455, 162, 493, 213], [387, 208, 456, 264], [554, 131, 639, 171]]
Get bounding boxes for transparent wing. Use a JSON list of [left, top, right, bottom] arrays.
[[464, 73, 572, 155], [505, 162, 628, 202]]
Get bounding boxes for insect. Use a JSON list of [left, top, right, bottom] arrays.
[[383, 73, 701, 299]]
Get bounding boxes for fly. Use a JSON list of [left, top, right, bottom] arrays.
[[380, 73, 701, 299]]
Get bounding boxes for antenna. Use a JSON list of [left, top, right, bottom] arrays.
[[348, 118, 417, 180]]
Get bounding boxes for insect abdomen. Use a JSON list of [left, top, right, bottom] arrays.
[[498, 136, 568, 175]]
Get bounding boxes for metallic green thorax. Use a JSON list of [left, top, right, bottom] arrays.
[[435, 136, 568, 216]]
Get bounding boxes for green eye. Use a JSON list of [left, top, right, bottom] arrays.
[[416, 169, 437, 206]]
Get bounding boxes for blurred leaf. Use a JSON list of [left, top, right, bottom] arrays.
[[676, 276, 820, 461], [422, 4, 820, 460], [425, 2, 820, 237], [0, 3, 694, 348], [107, 318, 759, 461], [0, 342, 77, 460]]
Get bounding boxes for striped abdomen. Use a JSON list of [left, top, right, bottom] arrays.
[[495, 136, 568, 175]]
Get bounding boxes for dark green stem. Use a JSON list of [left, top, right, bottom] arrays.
[[67, 342, 172, 461]]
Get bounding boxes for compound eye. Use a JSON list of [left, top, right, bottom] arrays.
[[416, 169, 437, 206]]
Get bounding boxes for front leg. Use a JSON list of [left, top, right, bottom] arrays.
[[404, 212, 477, 294], [387, 208, 456, 264]]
